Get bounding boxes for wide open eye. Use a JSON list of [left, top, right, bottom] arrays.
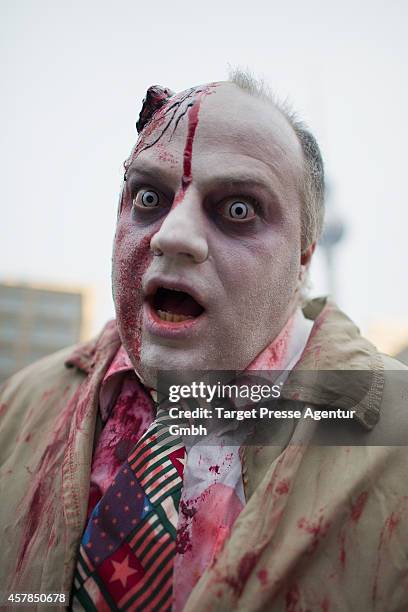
[[229, 202, 249, 219], [219, 198, 257, 221], [133, 189, 160, 208]]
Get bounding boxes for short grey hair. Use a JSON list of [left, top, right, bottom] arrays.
[[229, 68, 325, 251]]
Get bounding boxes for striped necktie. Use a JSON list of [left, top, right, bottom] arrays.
[[71, 407, 185, 611]]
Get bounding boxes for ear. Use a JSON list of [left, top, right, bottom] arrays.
[[300, 242, 316, 267]]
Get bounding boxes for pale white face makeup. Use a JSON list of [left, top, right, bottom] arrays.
[[112, 83, 307, 385]]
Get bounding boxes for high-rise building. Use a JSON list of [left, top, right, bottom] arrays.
[[0, 282, 92, 383]]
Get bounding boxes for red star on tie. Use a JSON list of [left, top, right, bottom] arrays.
[[110, 555, 138, 588]]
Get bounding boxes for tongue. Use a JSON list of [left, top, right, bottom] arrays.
[[155, 288, 204, 317]]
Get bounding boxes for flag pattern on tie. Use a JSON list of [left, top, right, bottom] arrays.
[[71, 409, 185, 611]]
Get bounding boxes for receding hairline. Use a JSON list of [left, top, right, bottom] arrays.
[[188, 80, 306, 174], [220, 74, 306, 159]]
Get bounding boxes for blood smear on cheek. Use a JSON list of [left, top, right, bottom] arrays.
[[113, 232, 155, 362]]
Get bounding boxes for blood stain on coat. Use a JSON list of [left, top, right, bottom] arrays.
[[338, 531, 346, 569], [385, 511, 400, 536], [350, 491, 368, 523], [47, 527, 57, 550], [320, 596, 330, 611], [16, 482, 47, 572], [285, 582, 300, 612], [41, 389, 55, 402], [276, 479, 290, 495], [14, 381, 84, 578], [371, 501, 407, 602], [209, 464, 220, 474], [257, 568, 268, 585], [224, 551, 260, 597], [297, 515, 331, 555]]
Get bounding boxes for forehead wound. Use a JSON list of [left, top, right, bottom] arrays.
[[136, 85, 174, 133], [125, 84, 217, 175]]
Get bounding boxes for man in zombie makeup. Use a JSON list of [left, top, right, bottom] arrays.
[[1, 70, 408, 611]]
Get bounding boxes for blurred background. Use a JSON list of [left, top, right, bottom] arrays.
[[1, 0, 408, 381]]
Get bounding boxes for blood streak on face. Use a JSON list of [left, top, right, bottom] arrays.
[[172, 92, 206, 207]]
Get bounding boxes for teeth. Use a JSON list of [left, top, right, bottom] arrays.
[[157, 309, 194, 323]]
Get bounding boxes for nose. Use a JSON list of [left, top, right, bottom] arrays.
[[150, 191, 209, 263]]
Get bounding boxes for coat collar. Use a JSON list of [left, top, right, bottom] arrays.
[[65, 320, 120, 375], [281, 297, 384, 429]]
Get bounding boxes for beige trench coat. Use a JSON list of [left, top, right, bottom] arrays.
[[1, 298, 407, 611]]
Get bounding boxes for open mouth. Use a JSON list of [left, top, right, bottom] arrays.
[[150, 287, 205, 323]]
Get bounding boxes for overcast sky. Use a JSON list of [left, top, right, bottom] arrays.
[[1, 0, 407, 345]]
